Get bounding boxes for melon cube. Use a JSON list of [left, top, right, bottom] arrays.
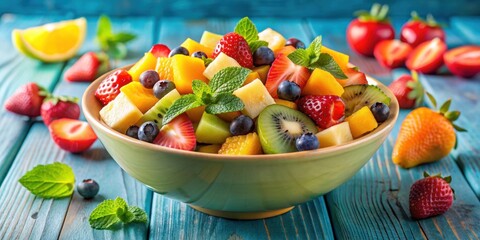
[[181, 38, 214, 58], [172, 55, 208, 94], [321, 46, 349, 71], [120, 82, 158, 113], [316, 122, 353, 148], [302, 68, 345, 97], [345, 106, 378, 138], [195, 112, 231, 144], [258, 28, 286, 54], [203, 52, 241, 80], [100, 93, 143, 134], [233, 79, 275, 119], [128, 52, 157, 82], [200, 31, 223, 49]]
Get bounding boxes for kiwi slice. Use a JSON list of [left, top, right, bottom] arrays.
[[137, 89, 181, 127], [257, 104, 318, 154], [342, 85, 391, 117]]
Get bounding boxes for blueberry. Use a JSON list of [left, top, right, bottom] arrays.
[[168, 46, 189, 57], [253, 46, 275, 66], [230, 115, 255, 136], [296, 133, 319, 151], [139, 70, 159, 89], [285, 38, 306, 49], [192, 51, 207, 59], [370, 102, 390, 123], [153, 80, 176, 99], [126, 126, 140, 139], [277, 81, 301, 101], [138, 121, 159, 143], [77, 179, 99, 199]]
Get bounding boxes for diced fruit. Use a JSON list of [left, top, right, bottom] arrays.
[[153, 114, 196, 151], [139, 70, 160, 89], [374, 40, 412, 69], [212, 32, 253, 68], [169, 46, 189, 57], [172, 55, 208, 94], [337, 67, 368, 87], [153, 80, 176, 99], [295, 133, 319, 151], [126, 126, 139, 139], [345, 106, 378, 138], [444, 46, 480, 78], [149, 44, 171, 58], [100, 93, 143, 134], [155, 57, 174, 81], [195, 112, 231, 144], [181, 38, 214, 58], [342, 84, 391, 117], [217, 111, 242, 122], [370, 102, 390, 123], [406, 38, 447, 74], [321, 46, 349, 71], [315, 122, 353, 148], [138, 121, 159, 143], [297, 95, 346, 129], [48, 118, 97, 153], [389, 74, 424, 109], [41, 96, 80, 125], [197, 144, 221, 153], [285, 38, 305, 49], [95, 69, 132, 105], [302, 68, 344, 97], [200, 31, 223, 49], [77, 179, 99, 199], [258, 28, 287, 54], [253, 46, 275, 66], [233, 79, 275, 119], [218, 132, 262, 155], [229, 115, 255, 136], [120, 82, 159, 113], [252, 65, 270, 83], [243, 71, 260, 86], [137, 89, 181, 127], [257, 104, 318, 154], [65, 52, 108, 82], [4, 82, 47, 117], [274, 99, 297, 109], [277, 81, 301, 101], [192, 51, 207, 59], [186, 106, 206, 123], [128, 52, 157, 82], [204, 52, 241, 80]]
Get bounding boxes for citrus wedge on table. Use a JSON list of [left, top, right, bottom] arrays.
[[12, 18, 86, 62]]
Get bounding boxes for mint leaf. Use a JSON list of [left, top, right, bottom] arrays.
[[310, 53, 347, 79], [110, 32, 136, 43], [210, 67, 251, 94], [97, 15, 113, 49], [206, 93, 244, 114], [306, 36, 322, 62], [128, 206, 148, 223], [192, 80, 211, 100], [96, 15, 136, 60], [288, 49, 310, 67], [107, 42, 127, 60], [18, 162, 75, 199], [249, 40, 268, 53], [89, 197, 147, 230], [234, 17, 259, 43], [163, 94, 203, 124]]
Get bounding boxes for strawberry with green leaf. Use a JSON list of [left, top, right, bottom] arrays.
[[389, 71, 424, 109]]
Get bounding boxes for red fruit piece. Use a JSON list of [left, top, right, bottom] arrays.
[[48, 118, 97, 153], [265, 47, 310, 98], [4, 82, 48, 117], [406, 38, 447, 74], [65, 52, 109, 82], [94, 69, 132, 105], [389, 73, 424, 109], [212, 32, 253, 68], [400, 12, 445, 48], [297, 95, 345, 129], [343, 67, 368, 86], [444, 45, 480, 78], [374, 40, 413, 69], [409, 172, 454, 219], [153, 114, 196, 151], [149, 44, 171, 58], [41, 96, 80, 126]]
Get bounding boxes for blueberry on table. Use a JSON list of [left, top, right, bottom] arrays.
[[285, 38, 306, 49], [126, 125, 140, 139], [230, 115, 255, 136], [296, 132, 319, 151], [253, 46, 275, 66], [192, 51, 208, 59], [138, 121, 160, 143], [139, 70, 160, 89], [77, 179, 99, 199], [370, 102, 390, 123], [168, 46, 189, 57], [153, 80, 176, 99], [277, 80, 301, 101]]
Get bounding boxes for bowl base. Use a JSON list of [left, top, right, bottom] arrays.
[[189, 205, 294, 220]]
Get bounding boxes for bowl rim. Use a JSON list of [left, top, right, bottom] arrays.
[[82, 65, 399, 162]]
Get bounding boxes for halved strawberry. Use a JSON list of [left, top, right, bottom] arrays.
[[444, 46, 480, 78], [149, 44, 171, 58], [153, 114, 196, 151], [337, 67, 368, 87], [48, 119, 97, 153], [265, 47, 310, 98], [406, 38, 447, 74], [374, 40, 413, 69]]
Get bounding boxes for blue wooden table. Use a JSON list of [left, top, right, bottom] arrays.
[[0, 15, 479, 239]]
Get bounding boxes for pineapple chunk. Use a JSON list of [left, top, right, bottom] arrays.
[[302, 68, 344, 96], [316, 122, 353, 148], [181, 38, 214, 58], [100, 93, 143, 134], [203, 52, 241, 80], [200, 31, 223, 49], [128, 52, 157, 82], [258, 28, 286, 53], [218, 133, 262, 155], [233, 79, 275, 118], [346, 106, 378, 138]]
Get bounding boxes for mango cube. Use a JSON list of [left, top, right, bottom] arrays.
[[155, 57, 174, 81], [172, 55, 208, 94], [258, 28, 286, 54], [120, 82, 158, 113], [252, 65, 270, 83], [233, 79, 275, 119], [274, 99, 297, 109], [243, 71, 260, 86], [200, 31, 223, 49], [302, 68, 345, 96], [128, 52, 157, 82], [197, 144, 221, 154], [203, 52, 241, 80], [218, 132, 263, 155], [100, 93, 143, 134], [346, 106, 378, 138], [316, 122, 353, 148], [181, 38, 214, 58], [321, 46, 350, 71]]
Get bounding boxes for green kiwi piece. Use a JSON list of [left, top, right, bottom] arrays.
[[257, 104, 318, 154], [342, 84, 391, 117], [195, 112, 231, 144], [137, 89, 181, 127]]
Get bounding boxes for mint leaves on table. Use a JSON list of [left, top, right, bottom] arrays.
[[287, 36, 348, 79], [89, 197, 147, 230], [163, 67, 251, 124], [234, 17, 268, 53], [18, 162, 75, 198], [96, 15, 137, 60]]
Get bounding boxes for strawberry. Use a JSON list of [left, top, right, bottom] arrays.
[[153, 114, 196, 151], [388, 72, 424, 109], [41, 96, 80, 125], [149, 44, 171, 58], [343, 67, 368, 86], [4, 82, 49, 117], [373, 40, 412, 69], [409, 172, 454, 219], [65, 52, 109, 82], [297, 95, 346, 129], [265, 46, 310, 98], [212, 32, 253, 68], [94, 69, 132, 105], [48, 118, 97, 153]]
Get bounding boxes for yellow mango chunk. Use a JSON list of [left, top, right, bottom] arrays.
[[233, 79, 275, 119], [181, 38, 214, 58], [155, 57, 174, 81], [217, 111, 241, 122], [172, 55, 208, 94], [120, 82, 158, 113], [346, 106, 378, 138], [186, 105, 206, 123], [274, 99, 297, 109], [200, 31, 223, 49], [197, 144, 221, 154], [243, 71, 260, 86], [100, 93, 143, 134], [128, 52, 157, 82], [218, 132, 263, 155], [252, 65, 270, 83], [258, 28, 286, 54], [321, 46, 349, 71], [302, 68, 345, 96]]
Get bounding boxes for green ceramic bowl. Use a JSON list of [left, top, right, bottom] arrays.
[[83, 66, 399, 219]]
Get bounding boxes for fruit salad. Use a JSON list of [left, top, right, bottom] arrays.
[[96, 17, 392, 155]]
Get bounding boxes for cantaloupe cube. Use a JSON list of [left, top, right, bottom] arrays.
[[120, 82, 158, 113], [128, 52, 157, 82], [321, 46, 349, 71], [252, 65, 270, 83], [200, 31, 223, 49], [181, 38, 214, 58], [100, 93, 143, 134], [203, 52, 241, 80], [274, 99, 297, 109], [302, 68, 345, 96], [218, 132, 263, 155], [258, 28, 286, 54], [316, 122, 353, 148], [233, 79, 275, 119], [243, 71, 260, 86], [172, 55, 208, 94], [345, 106, 378, 138]]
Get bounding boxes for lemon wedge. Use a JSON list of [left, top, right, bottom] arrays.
[[12, 18, 86, 62]]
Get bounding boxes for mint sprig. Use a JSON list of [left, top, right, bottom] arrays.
[[96, 15, 137, 60], [18, 162, 75, 198], [234, 17, 269, 53], [163, 67, 250, 124], [288, 36, 347, 79], [89, 197, 147, 230]]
